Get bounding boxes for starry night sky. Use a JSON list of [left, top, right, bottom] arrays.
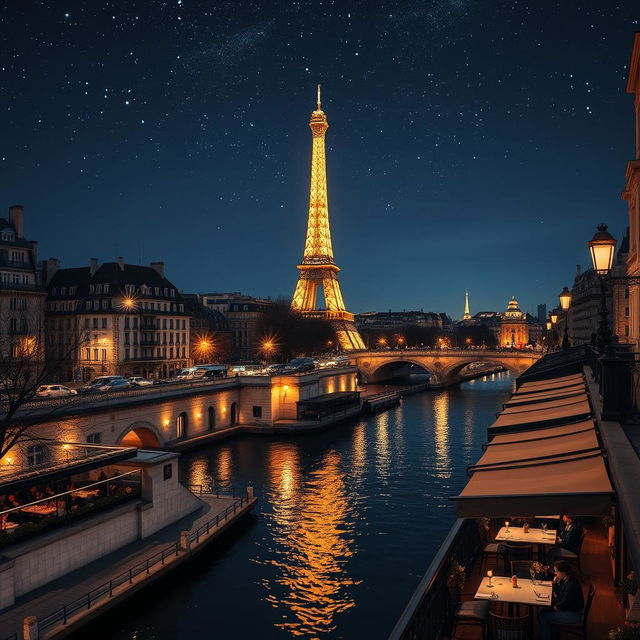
[[1, 1, 639, 318]]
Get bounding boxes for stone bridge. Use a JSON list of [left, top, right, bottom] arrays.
[[349, 349, 542, 387]]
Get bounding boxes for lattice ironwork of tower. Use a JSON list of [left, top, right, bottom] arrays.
[[291, 86, 365, 351]]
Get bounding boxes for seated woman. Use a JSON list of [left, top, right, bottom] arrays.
[[537, 561, 584, 640], [555, 515, 583, 553]]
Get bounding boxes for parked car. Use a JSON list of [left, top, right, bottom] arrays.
[[128, 377, 154, 387], [263, 363, 287, 375], [95, 379, 132, 392], [36, 385, 78, 398], [200, 367, 228, 379], [285, 357, 315, 373], [78, 375, 125, 393]]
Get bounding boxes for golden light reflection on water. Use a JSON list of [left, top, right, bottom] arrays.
[[375, 410, 390, 481], [351, 422, 367, 480], [433, 392, 451, 476], [216, 447, 233, 488], [186, 455, 211, 488], [262, 445, 358, 637]]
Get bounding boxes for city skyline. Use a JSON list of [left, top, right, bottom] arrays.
[[1, 2, 638, 318]]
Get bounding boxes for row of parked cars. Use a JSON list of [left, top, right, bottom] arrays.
[[29, 356, 352, 400], [35, 376, 156, 398]]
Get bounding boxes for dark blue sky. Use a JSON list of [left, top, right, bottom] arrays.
[[1, 1, 638, 318]]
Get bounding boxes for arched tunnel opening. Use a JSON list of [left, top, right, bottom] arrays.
[[366, 361, 432, 385]]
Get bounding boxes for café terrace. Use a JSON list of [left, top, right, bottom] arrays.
[[390, 348, 640, 640]]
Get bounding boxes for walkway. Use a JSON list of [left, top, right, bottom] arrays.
[[0, 493, 256, 639]]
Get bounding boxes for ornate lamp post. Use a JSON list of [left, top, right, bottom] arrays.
[[549, 311, 559, 350], [558, 286, 573, 350], [545, 318, 552, 353], [588, 224, 617, 353]]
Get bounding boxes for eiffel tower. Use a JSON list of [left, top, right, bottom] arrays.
[[291, 86, 365, 351]]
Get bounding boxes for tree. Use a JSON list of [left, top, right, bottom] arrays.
[[255, 300, 335, 361], [0, 327, 88, 461]]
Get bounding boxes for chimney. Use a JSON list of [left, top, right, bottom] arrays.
[[44, 257, 60, 285], [89, 258, 98, 276], [150, 261, 165, 278], [8, 205, 24, 238], [117, 257, 125, 271]]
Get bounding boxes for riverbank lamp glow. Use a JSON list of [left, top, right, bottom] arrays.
[[550, 310, 558, 325], [588, 224, 617, 275]]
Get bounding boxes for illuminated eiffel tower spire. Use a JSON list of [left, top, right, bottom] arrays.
[[463, 290, 471, 320], [291, 86, 365, 351]]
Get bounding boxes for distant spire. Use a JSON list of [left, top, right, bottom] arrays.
[[317, 84, 321, 110], [463, 290, 471, 320]]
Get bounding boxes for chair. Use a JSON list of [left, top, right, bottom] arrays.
[[488, 611, 530, 640], [510, 560, 535, 579], [552, 530, 586, 577], [504, 543, 533, 566], [451, 593, 489, 640], [552, 584, 595, 639], [448, 573, 489, 640], [479, 521, 506, 573]]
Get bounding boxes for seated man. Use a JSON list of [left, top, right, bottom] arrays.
[[554, 515, 583, 555], [538, 561, 584, 640], [548, 515, 583, 565]]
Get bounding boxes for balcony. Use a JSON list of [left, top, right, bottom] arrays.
[[390, 518, 624, 640]]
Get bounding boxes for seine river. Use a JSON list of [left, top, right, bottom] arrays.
[[92, 372, 513, 640]]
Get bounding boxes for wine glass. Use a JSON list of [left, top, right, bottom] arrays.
[[487, 570, 493, 588]]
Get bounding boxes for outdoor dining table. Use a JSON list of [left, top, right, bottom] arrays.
[[74, 489, 100, 499], [20, 503, 58, 516], [475, 576, 553, 607], [496, 526, 557, 545]]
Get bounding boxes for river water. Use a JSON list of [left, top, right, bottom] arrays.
[[93, 372, 513, 640]]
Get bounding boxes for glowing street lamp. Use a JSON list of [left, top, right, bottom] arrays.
[[196, 337, 214, 364], [260, 337, 278, 362], [545, 320, 552, 331], [377, 337, 388, 349], [588, 224, 617, 352], [559, 286, 572, 311], [559, 286, 572, 350], [588, 224, 617, 276], [550, 310, 558, 325]]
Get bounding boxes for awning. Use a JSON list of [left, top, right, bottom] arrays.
[[489, 399, 592, 435], [499, 394, 589, 416], [504, 388, 586, 407], [453, 451, 613, 517], [516, 374, 585, 395], [453, 370, 613, 518]]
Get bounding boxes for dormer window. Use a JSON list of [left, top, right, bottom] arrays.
[[170, 289, 175, 297], [60, 287, 66, 296], [1, 231, 14, 241], [104, 284, 110, 293], [125, 284, 135, 295], [89, 285, 95, 294], [70, 286, 77, 295]]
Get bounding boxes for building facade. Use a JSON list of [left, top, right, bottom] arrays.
[[182, 294, 232, 363], [624, 33, 640, 351], [200, 292, 270, 361], [499, 297, 529, 348], [0, 205, 46, 363], [45, 259, 191, 381]]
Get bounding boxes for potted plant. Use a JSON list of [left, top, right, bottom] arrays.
[[447, 560, 467, 592]]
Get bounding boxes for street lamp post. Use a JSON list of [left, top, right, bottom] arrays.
[[549, 311, 558, 350], [559, 286, 572, 350], [588, 224, 617, 354]]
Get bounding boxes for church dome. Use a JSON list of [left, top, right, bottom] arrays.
[[503, 296, 524, 319]]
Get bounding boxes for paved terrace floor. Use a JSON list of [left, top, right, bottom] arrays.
[[0, 495, 241, 639], [451, 525, 624, 640]]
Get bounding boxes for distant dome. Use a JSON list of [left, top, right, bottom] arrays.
[[503, 296, 524, 320]]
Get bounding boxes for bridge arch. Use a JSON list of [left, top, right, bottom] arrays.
[[366, 359, 442, 385], [350, 350, 541, 387], [117, 421, 163, 448], [439, 359, 513, 386]]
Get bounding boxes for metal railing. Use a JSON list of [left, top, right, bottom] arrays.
[[37, 492, 250, 633], [189, 494, 250, 544], [388, 518, 481, 640]]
